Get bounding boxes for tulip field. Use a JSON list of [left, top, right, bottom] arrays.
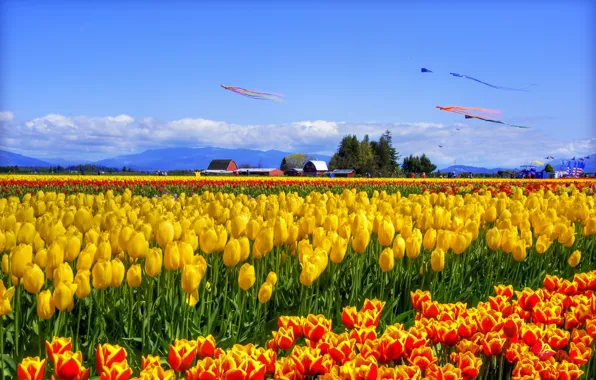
[[1, 175, 596, 379]]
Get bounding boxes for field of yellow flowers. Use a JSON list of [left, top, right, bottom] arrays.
[[1, 175, 595, 379]]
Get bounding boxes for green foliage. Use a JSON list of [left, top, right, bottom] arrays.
[[544, 163, 555, 173], [401, 154, 437, 175], [329, 130, 401, 176], [281, 153, 313, 170]]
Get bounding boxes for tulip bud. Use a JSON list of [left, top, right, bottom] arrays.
[[178, 241, 194, 269], [393, 235, 405, 259], [258, 282, 273, 304], [145, 248, 163, 278], [379, 247, 394, 272], [37, 289, 55, 320], [12, 244, 33, 278], [92, 260, 112, 290], [423, 228, 437, 251], [71, 270, 90, 299], [181, 264, 201, 294], [23, 263, 45, 294], [238, 237, 250, 262], [266, 271, 278, 286], [54, 282, 78, 311], [330, 236, 348, 264], [156, 220, 175, 249], [164, 242, 180, 271], [17, 222, 36, 245], [111, 258, 125, 287], [64, 236, 81, 262], [352, 228, 370, 254], [378, 219, 395, 247], [74, 208, 92, 233], [238, 263, 256, 291], [486, 227, 501, 252], [568, 250, 581, 268], [199, 228, 217, 255], [223, 238, 241, 267], [430, 248, 445, 272], [126, 264, 142, 288], [53, 263, 74, 287], [127, 231, 148, 259]]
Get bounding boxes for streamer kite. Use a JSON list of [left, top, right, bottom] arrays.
[[422, 68, 534, 91], [436, 106, 531, 129], [221, 85, 284, 103]]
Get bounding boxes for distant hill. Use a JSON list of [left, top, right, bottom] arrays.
[[94, 147, 331, 171], [439, 165, 511, 174], [547, 154, 596, 173], [0, 150, 53, 167]]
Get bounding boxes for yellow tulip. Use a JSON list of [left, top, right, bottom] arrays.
[[4, 231, 16, 252], [430, 248, 445, 272], [127, 231, 148, 259], [33, 233, 45, 253], [238, 263, 256, 291], [255, 227, 274, 257], [23, 263, 45, 294], [223, 239, 241, 267], [111, 258, 125, 287], [258, 282, 273, 304], [274, 218, 288, 246], [54, 282, 78, 311], [126, 265, 142, 288], [74, 208, 92, 233], [266, 271, 277, 286], [483, 206, 497, 223], [92, 260, 112, 290], [162, 242, 180, 271], [393, 235, 405, 259], [76, 248, 95, 272], [64, 236, 81, 262], [95, 240, 111, 262], [378, 219, 395, 247], [422, 228, 437, 251], [512, 240, 527, 262], [181, 264, 202, 294], [486, 227, 501, 251], [330, 236, 348, 264], [568, 250, 581, 268], [11, 244, 33, 278], [238, 237, 250, 262], [53, 263, 74, 287], [405, 236, 421, 259], [1, 254, 7, 275], [246, 219, 261, 241], [17, 222, 36, 245], [451, 234, 469, 255], [156, 220, 175, 249], [178, 241, 194, 269], [436, 230, 453, 252], [145, 248, 163, 278], [379, 247, 394, 273], [535, 235, 552, 254], [231, 215, 248, 238], [37, 289, 55, 320], [199, 228, 217, 255], [351, 228, 370, 254], [74, 270, 91, 299]]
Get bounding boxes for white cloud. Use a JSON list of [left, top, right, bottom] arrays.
[[0, 111, 14, 122], [0, 113, 594, 168]]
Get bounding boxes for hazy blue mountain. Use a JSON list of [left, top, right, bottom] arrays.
[[0, 150, 53, 167], [94, 147, 332, 171], [439, 165, 511, 174], [547, 154, 596, 173], [44, 158, 92, 167]]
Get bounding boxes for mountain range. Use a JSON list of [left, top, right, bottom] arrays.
[[1, 148, 594, 174], [0, 147, 331, 172]]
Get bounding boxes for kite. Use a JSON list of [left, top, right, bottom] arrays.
[[221, 85, 284, 103], [463, 115, 531, 129], [545, 156, 555, 160], [422, 68, 535, 91], [533, 160, 545, 166], [436, 106, 531, 129]]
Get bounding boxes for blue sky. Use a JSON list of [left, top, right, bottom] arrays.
[[1, 1, 594, 167]]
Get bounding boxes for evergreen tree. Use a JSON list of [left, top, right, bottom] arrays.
[[544, 163, 554, 173], [280, 157, 290, 171]]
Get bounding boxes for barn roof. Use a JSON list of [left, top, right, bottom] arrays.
[[207, 159, 235, 170], [304, 160, 328, 171]]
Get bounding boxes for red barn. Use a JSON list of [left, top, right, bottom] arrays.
[[207, 159, 238, 171], [303, 160, 328, 176]]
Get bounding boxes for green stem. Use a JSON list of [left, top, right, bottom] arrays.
[[15, 285, 21, 357], [1, 316, 4, 380]]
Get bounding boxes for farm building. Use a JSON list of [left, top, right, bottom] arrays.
[[303, 160, 328, 176], [202, 170, 235, 176], [331, 169, 355, 177], [236, 168, 284, 176], [284, 168, 304, 176], [207, 159, 238, 171]]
